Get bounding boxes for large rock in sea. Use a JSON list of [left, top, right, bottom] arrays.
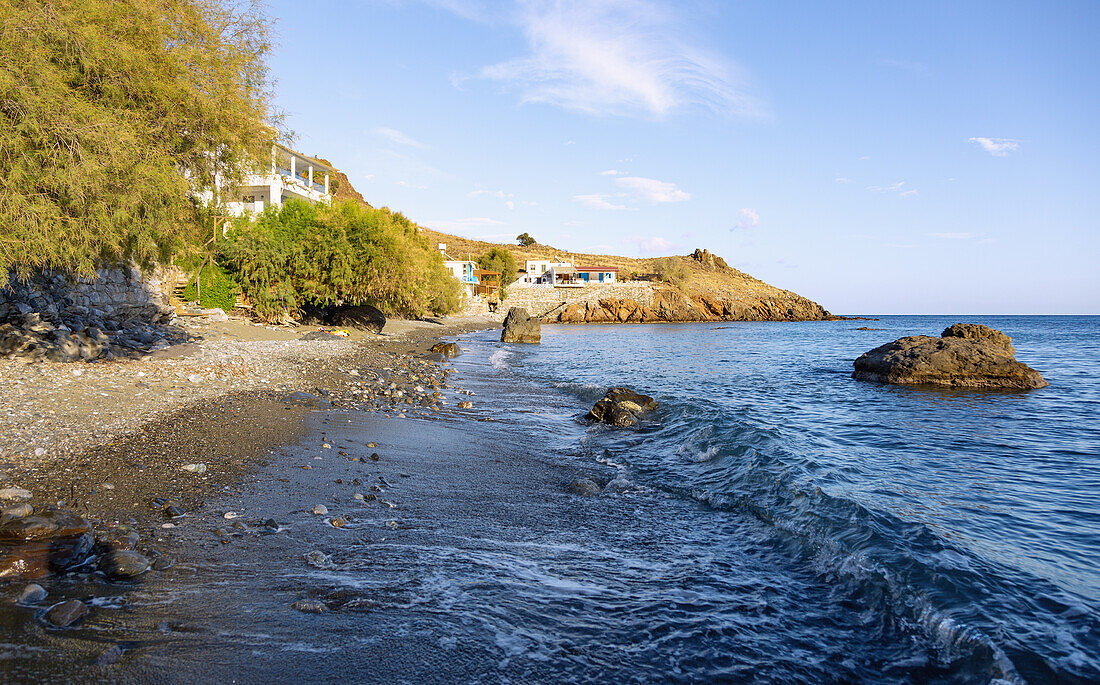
[[853, 324, 1048, 389], [587, 388, 657, 427], [501, 307, 541, 344]]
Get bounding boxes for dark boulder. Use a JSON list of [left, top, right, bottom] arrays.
[[302, 303, 386, 334], [587, 387, 657, 427], [0, 510, 94, 579], [501, 307, 540, 344], [45, 599, 89, 627], [853, 324, 1048, 389]]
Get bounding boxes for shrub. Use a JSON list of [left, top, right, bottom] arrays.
[[182, 261, 239, 312], [220, 199, 461, 322], [653, 256, 691, 290]]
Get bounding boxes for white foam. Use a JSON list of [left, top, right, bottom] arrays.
[[489, 349, 513, 369]]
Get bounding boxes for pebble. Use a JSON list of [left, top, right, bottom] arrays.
[[161, 523, 176, 529], [352, 493, 364, 501], [568, 478, 602, 497], [291, 599, 328, 614], [0, 488, 32, 502], [33, 447, 46, 456], [311, 505, 329, 516], [223, 511, 239, 520], [329, 517, 348, 528], [152, 557, 174, 571], [45, 599, 89, 627], [458, 401, 473, 409], [180, 463, 207, 474], [164, 506, 185, 519], [17, 583, 47, 604], [304, 550, 336, 569], [322, 443, 331, 449]]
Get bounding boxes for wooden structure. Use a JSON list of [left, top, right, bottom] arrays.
[[473, 270, 501, 301]]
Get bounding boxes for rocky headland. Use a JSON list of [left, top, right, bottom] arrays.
[[853, 323, 1049, 389]]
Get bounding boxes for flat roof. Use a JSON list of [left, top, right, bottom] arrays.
[[274, 142, 338, 173], [575, 266, 619, 272]]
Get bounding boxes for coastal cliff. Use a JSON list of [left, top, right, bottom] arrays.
[[421, 229, 833, 323]]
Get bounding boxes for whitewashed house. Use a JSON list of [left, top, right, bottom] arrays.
[[222, 143, 335, 216], [521, 258, 618, 287]]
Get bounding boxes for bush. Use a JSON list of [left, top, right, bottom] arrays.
[[182, 261, 239, 312], [653, 257, 691, 290], [220, 199, 461, 322]]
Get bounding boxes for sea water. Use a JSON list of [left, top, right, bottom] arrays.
[[449, 316, 1099, 683]]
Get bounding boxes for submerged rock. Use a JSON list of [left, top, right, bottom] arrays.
[[98, 550, 150, 579], [16, 583, 47, 604], [0, 510, 93, 579], [501, 307, 541, 344], [586, 388, 658, 427], [430, 342, 460, 358], [45, 599, 89, 627], [568, 478, 601, 497], [291, 599, 328, 614], [853, 324, 1048, 389]]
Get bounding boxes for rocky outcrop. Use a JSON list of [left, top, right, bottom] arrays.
[[552, 288, 831, 324], [501, 307, 541, 343], [586, 388, 657, 427], [853, 324, 1048, 389]]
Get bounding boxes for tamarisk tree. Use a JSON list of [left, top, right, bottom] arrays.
[[0, 0, 278, 278]]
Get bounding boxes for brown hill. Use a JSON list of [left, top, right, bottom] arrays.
[[330, 176, 833, 322]]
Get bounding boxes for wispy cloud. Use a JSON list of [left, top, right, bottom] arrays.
[[835, 177, 852, 184], [574, 193, 629, 210], [468, 188, 517, 209], [600, 169, 624, 176], [471, 0, 763, 118], [868, 181, 918, 198], [425, 217, 507, 232], [624, 235, 676, 254], [372, 126, 427, 149], [969, 137, 1020, 157], [732, 207, 758, 231], [615, 176, 690, 203]]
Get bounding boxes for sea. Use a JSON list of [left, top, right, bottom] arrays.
[[5, 315, 1097, 684], [441, 315, 1099, 683]]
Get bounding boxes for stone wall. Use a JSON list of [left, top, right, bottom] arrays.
[[503, 282, 656, 319], [1, 266, 173, 330], [0, 265, 180, 362]]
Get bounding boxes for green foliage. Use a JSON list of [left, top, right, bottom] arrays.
[[0, 0, 277, 279], [477, 246, 517, 301], [516, 232, 536, 247], [653, 256, 691, 290], [182, 261, 239, 312], [220, 200, 462, 322]]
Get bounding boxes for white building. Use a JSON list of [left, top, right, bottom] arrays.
[[520, 258, 618, 286], [222, 143, 336, 216]]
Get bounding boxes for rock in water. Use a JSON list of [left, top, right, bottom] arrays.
[[500, 307, 541, 344], [17, 583, 47, 604], [568, 478, 601, 497], [430, 342, 461, 358], [45, 599, 89, 627], [586, 388, 658, 427], [292, 599, 328, 614], [853, 324, 1048, 389], [98, 550, 151, 579]]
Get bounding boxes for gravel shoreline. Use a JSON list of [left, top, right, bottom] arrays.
[[0, 313, 495, 575]]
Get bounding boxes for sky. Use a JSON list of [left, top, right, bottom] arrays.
[[264, 0, 1099, 314]]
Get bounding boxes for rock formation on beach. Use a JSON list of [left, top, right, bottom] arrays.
[[586, 388, 657, 427], [853, 324, 1048, 389], [501, 307, 541, 343]]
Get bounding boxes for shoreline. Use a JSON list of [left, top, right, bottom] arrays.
[[0, 315, 495, 618]]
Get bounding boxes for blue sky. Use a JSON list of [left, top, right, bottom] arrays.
[[265, 0, 1099, 314]]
